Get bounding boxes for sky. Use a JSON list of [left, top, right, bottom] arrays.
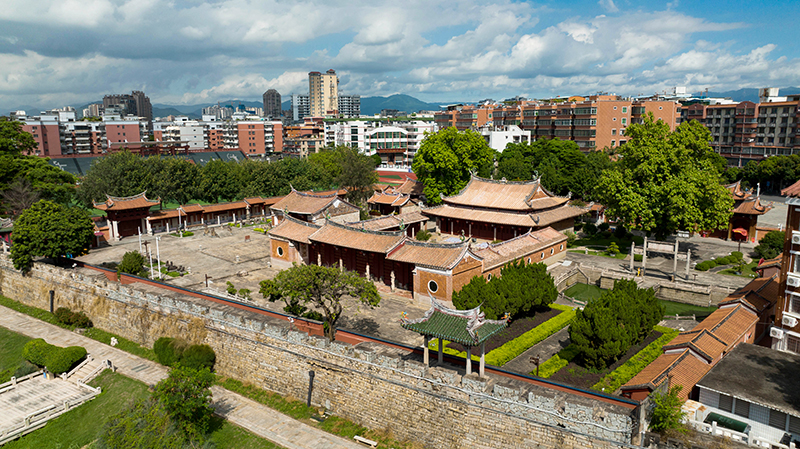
[[1, 0, 799, 112]]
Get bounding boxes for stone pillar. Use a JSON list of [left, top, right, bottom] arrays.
[[672, 241, 679, 280], [233, 213, 236, 223], [438, 338, 443, 364], [166, 222, 170, 234], [201, 215, 205, 225], [390, 271, 395, 292], [365, 263, 370, 280], [630, 242, 635, 272], [339, 258, 343, 271], [246, 205, 251, 220], [217, 216, 221, 225], [466, 346, 472, 375], [468, 223, 472, 238], [726, 220, 733, 241], [317, 253, 322, 266], [686, 249, 691, 279], [111, 220, 120, 241], [642, 236, 647, 275], [493, 226, 497, 241], [450, 222, 453, 234], [479, 342, 486, 377], [423, 336, 430, 366]]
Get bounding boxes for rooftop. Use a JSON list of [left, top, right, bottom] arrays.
[[401, 298, 508, 346], [93, 192, 160, 211]]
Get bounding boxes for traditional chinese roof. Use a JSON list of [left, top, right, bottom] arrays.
[[270, 189, 354, 216], [387, 241, 475, 270], [718, 274, 779, 314], [782, 179, 800, 197], [442, 174, 570, 212], [308, 220, 405, 254], [391, 177, 424, 196], [348, 211, 428, 232], [245, 196, 283, 207], [202, 201, 248, 213], [269, 215, 321, 244], [401, 297, 508, 346], [422, 204, 586, 228], [471, 227, 567, 271], [725, 181, 749, 200], [622, 349, 711, 401], [693, 304, 758, 346], [93, 192, 160, 211], [757, 255, 782, 272], [368, 191, 410, 207], [663, 329, 727, 363], [733, 197, 773, 215]]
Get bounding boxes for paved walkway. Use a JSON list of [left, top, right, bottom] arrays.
[[0, 374, 92, 435], [503, 327, 571, 375], [0, 305, 363, 449]]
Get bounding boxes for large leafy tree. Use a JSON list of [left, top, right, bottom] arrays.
[[569, 279, 663, 369], [412, 127, 495, 205], [597, 114, 733, 239], [335, 146, 378, 205], [10, 200, 95, 272], [754, 230, 785, 260], [153, 365, 215, 438], [0, 118, 37, 156], [267, 264, 380, 341]]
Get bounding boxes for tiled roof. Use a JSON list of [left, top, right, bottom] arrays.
[[181, 204, 205, 213], [93, 192, 160, 211], [245, 196, 283, 206], [270, 190, 340, 215], [348, 211, 428, 231], [147, 209, 184, 220], [757, 255, 782, 271], [718, 274, 779, 314], [268, 215, 321, 244], [471, 227, 567, 271], [781, 179, 800, 197], [725, 181, 748, 200], [422, 204, 585, 228], [663, 330, 727, 363], [622, 349, 712, 401], [392, 177, 424, 196], [733, 197, 772, 215], [309, 220, 405, 254], [691, 304, 757, 347], [368, 191, 410, 206], [401, 298, 508, 346], [202, 201, 248, 213], [443, 175, 562, 211], [387, 241, 472, 270]]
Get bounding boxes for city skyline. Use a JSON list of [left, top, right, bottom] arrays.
[[1, 0, 799, 113]]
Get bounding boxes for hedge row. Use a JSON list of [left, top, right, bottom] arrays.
[[55, 307, 93, 328], [22, 338, 87, 374], [590, 326, 680, 393], [427, 304, 576, 366], [536, 344, 580, 378], [695, 252, 744, 271], [154, 337, 216, 370]]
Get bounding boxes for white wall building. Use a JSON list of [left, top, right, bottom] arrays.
[[479, 125, 532, 151]]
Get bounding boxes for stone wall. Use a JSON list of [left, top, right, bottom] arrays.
[[0, 255, 641, 449]]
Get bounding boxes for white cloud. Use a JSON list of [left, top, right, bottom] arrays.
[[598, 0, 619, 13]]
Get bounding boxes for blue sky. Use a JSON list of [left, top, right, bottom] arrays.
[[1, 0, 799, 112]]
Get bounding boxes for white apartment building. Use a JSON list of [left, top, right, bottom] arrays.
[[325, 119, 436, 168], [478, 125, 532, 151]]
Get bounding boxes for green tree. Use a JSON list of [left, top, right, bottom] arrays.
[[0, 118, 37, 156], [650, 385, 687, 434], [754, 230, 785, 260], [452, 275, 498, 316], [96, 398, 196, 449], [10, 200, 94, 272], [597, 115, 733, 239], [335, 146, 378, 205], [119, 251, 147, 277], [412, 127, 495, 205], [267, 264, 381, 341], [75, 150, 154, 207], [570, 279, 663, 369], [153, 365, 215, 438]]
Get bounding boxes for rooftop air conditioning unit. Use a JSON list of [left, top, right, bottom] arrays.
[[788, 276, 800, 288], [793, 231, 800, 245], [783, 315, 798, 328], [771, 327, 785, 340]]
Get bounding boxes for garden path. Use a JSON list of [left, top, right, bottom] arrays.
[[502, 327, 571, 376]]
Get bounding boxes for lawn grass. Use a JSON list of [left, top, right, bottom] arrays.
[[0, 326, 33, 383], [563, 283, 606, 302], [658, 299, 717, 321], [3, 370, 284, 449], [719, 261, 759, 278]]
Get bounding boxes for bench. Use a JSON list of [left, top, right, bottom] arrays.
[[353, 435, 378, 447]]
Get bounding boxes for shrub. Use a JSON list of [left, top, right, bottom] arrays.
[[565, 231, 577, 247], [118, 251, 146, 277], [591, 326, 679, 393], [154, 337, 187, 367], [13, 360, 38, 378], [55, 307, 73, 323], [181, 345, 217, 371], [573, 223, 584, 232], [755, 230, 785, 260], [606, 242, 620, 256], [46, 346, 87, 374], [226, 281, 237, 296], [731, 251, 743, 261], [416, 229, 432, 241], [695, 261, 715, 271], [583, 223, 597, 236], [613, 225, 626, 239], [598, 222, 610, 233], [23, 338, 53, 367], [485, 305, 575, 366], [238, 288, 252, 300], [634, 254, 643, 262], [54, 306, 93, 328], [537, 344, 581, 378]]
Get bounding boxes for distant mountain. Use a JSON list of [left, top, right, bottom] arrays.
[[693, 87, 800, 103], [152, 107, 190, 118]]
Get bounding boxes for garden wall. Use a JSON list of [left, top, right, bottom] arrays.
[[0, 255, 641, 449]]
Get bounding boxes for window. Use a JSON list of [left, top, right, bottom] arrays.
[[622, 107, 627, 113], [790, 415, 800, 434], [611, 140, 616, 146], [734, 399, 750, 418], [787, 335, 800, 354], [612, 129, 617, 136], [612, 117, 617, 121], [622, 118, 627, 125], [659, 106, 663, 110], [769, 409, 787, 430], [540, 252, 545, 259], [527, 258, 531, 263], [487, 274, 492, 280], [718, 394, 733, 412], [276, 246, 284, 257], [613, 106, 617, 110], [550, 248, 554, 255], [427, 280, 438, 293]]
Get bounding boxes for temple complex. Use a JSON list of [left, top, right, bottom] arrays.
[[710, 181, 773, 241], [93, 192, 161, 240], [367, 177, 424, 215], [270, 188, 359, 225], [422, 174, 586, 241]]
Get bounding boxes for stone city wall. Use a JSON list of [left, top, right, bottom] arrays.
[[0, 255, 641, 449]]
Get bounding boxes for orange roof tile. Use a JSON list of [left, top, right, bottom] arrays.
[[733, 197, 773, 215], [348, 211, 428, 232], [309, 221, 405, 254], [392, 177, 424, 196], [387, 241, 473, 270], [781, 179, 800, 197], [725, 181, 748, 200], [368, 191, 410, 206], [422, 204, 585, 228], [664, 329, 727, 363], [93, 192, 160, 211], [622, 350, 712, 401], [443, 175, 566, 211], [181, 204, 205, 213], [202, 201, 248, 213], [268, 215, 321, 244], [270, 190, 342, 215], [471, 227, 567, 271], [692, 305, 757, 347]]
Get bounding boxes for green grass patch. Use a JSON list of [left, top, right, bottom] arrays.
[[537, 344, 581, 378], [170, 231, 194, 237], [0, 326, 34, 383], [0, 295, 157, 361], [568, 249, 627, 260], [428, 304, 576, 366], [217, 377, 419, 448], [719, 261, 759, 278], [658, 299, 717, 321], [591, 326, 680, 393], [564, 284, 606, 302]]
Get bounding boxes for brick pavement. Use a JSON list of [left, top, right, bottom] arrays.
[[0, 305, 364, 449]]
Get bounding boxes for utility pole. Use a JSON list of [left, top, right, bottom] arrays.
[[156, 236, 161, 279]]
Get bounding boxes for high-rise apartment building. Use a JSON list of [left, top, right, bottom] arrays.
[[103, 91, 153, 129], [308, 69, 339, 117], [337, 94, 360, 118], [291, 94, 310, 121], [263, 89, 282, 118]]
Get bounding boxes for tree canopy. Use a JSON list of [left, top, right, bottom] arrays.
[[597, 114, 733, 239], [0, 118, 37, 156], [266, 264, 380, 341], [569, 279, 663, 369], [10, 200, 95, 272], [153, 365, 215, 439], [754, 230, 785, 260], [452, 261, 557, 320], [412, 127, 496, 205]]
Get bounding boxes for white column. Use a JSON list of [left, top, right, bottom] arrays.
[[642, 236, 648, 275], [111, 220, 120, 241], [479, 342, 485, 377], [630, 242, 635, 272], [166, 222, 170, 233], [423, 336, 430, 366], [466, 346, 472, 375], [686, 249, 691, 279]]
